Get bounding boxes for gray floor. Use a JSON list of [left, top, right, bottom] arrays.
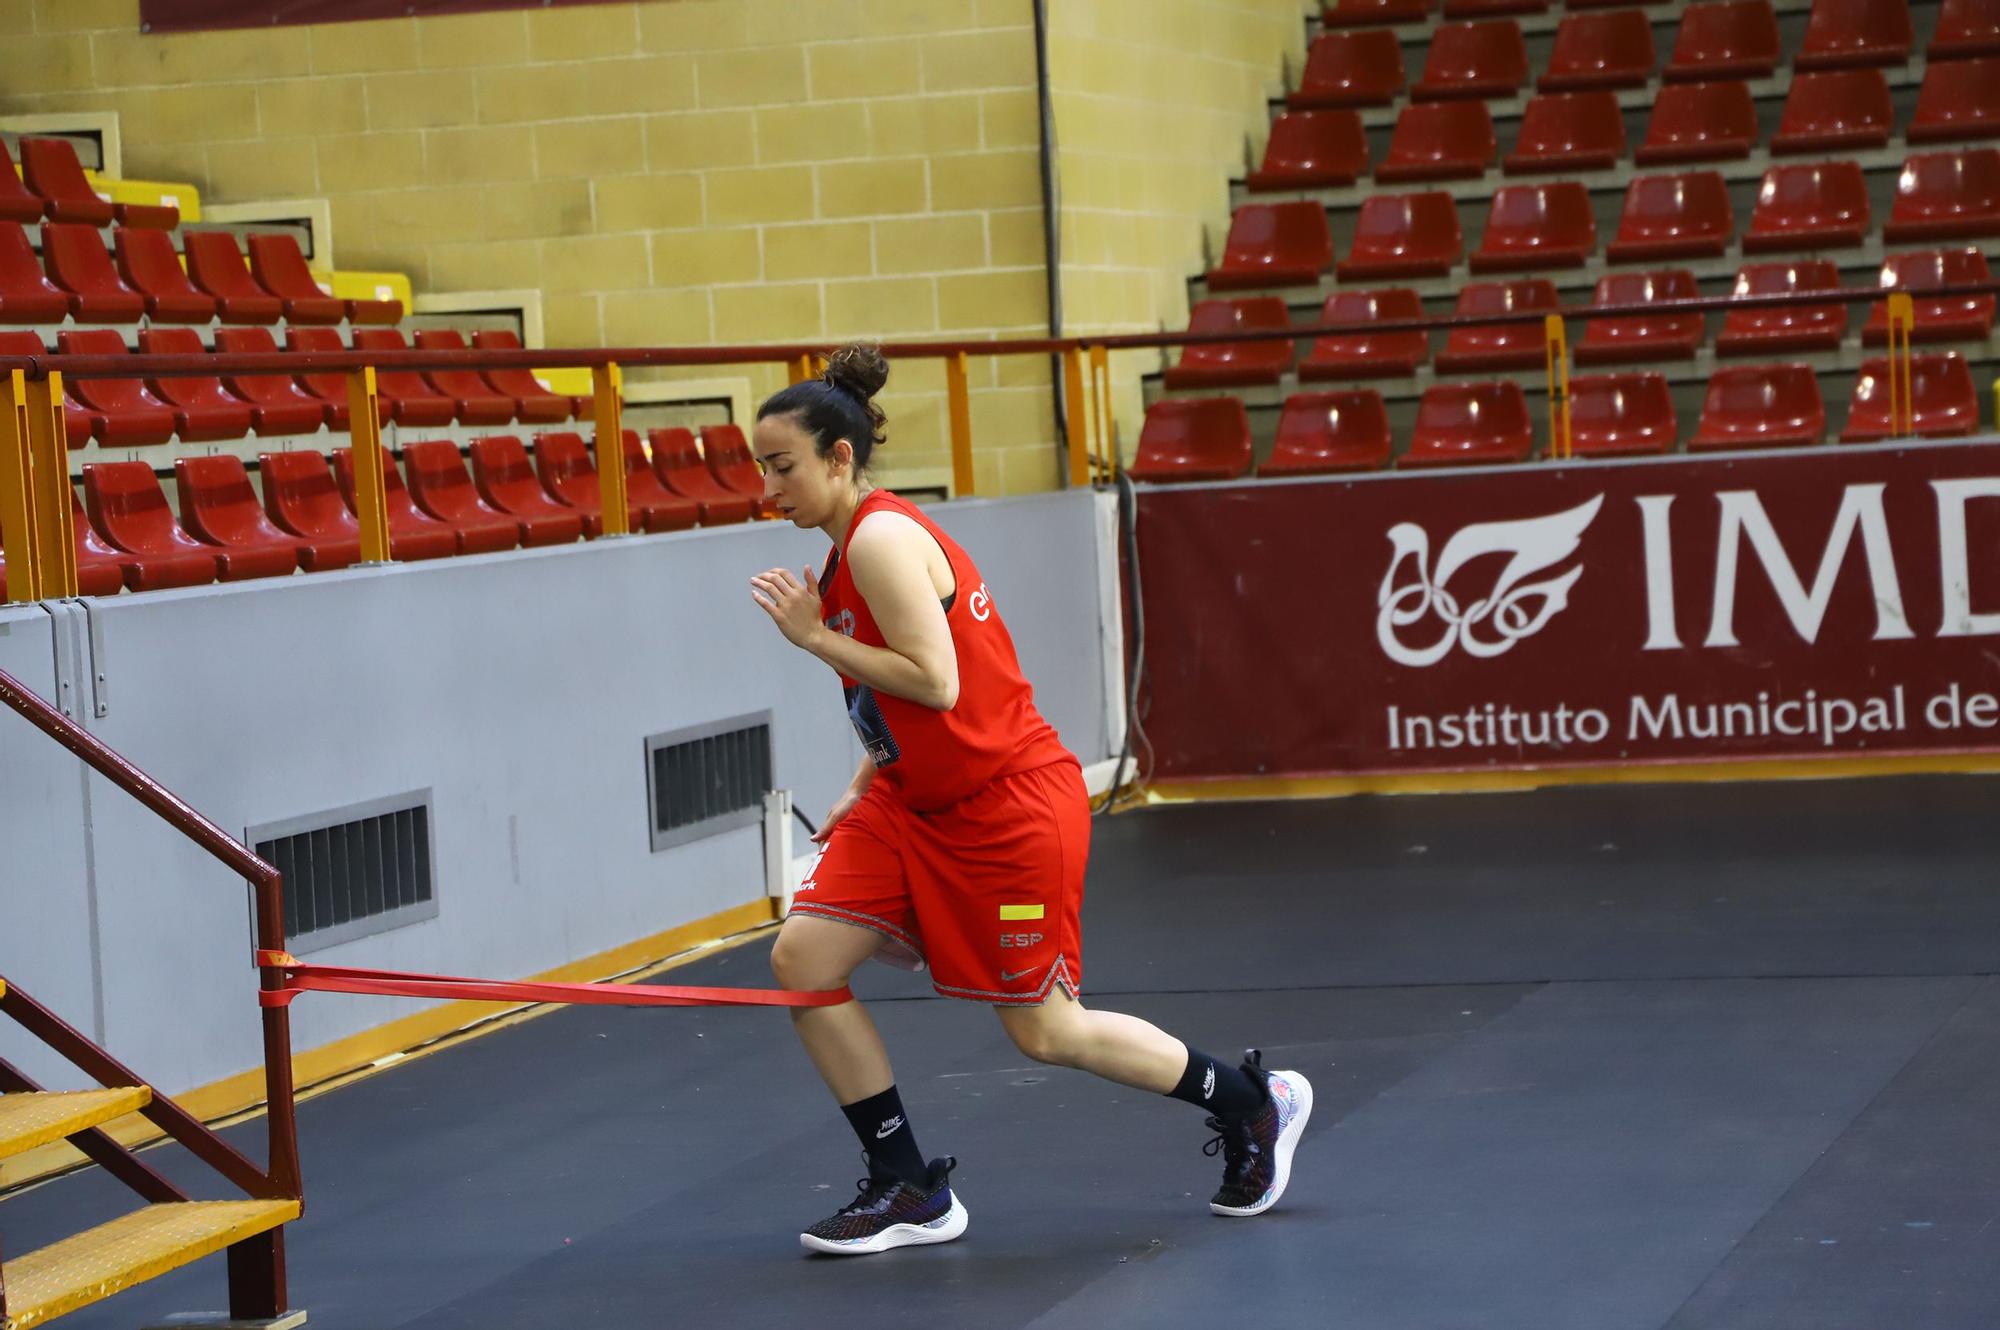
[[5, 775, 1998, 1329]]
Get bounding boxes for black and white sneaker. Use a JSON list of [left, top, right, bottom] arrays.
[[799, 1155, 969, 1256], [1204, 1049, 1313, 1217]]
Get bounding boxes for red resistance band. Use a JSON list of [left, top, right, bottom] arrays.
[[253, 952, 852, 1011]]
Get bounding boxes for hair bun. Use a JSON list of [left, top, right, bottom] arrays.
[[822, 341, 889, 402]]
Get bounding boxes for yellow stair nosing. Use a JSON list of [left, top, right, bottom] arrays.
[[0, 1087, 153, 1162], [0, 1199, 300, 1330]]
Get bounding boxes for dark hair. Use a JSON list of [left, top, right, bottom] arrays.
[[755, 342, 889, 471]]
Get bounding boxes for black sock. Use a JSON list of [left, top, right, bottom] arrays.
[[840, 1086, 927, 1185], [1166, 1047, 1263, 1117]]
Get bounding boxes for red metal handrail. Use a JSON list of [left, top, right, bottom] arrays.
[[0, 665, 298, 1314], [0, 279, 1994, 379]]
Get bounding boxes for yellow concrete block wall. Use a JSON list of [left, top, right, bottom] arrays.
[[2, 0, 1061, 494], [1047, 0, 1314, 461]]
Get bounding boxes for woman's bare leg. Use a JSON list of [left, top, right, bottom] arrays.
[[770, 914, 897, 1103], [992, 987, 1188, 1092]]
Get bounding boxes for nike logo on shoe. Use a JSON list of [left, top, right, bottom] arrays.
[[1000, 967, 1039, 983], [876, 1116, 904, 1139]]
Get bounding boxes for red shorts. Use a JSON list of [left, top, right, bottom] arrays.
[[788, 759, 1089, 1005]]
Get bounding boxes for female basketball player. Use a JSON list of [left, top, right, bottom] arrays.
[[748, 344, 1311, 1256]]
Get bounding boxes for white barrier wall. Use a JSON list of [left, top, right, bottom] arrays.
[[0, 489, 1115, 1096]]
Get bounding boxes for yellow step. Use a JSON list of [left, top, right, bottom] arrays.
[[1, 1199, 300, 1330], [0, 1088, 151, 1162]]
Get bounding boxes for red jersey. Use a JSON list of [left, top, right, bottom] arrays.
[[818, 489, 1072, 812]]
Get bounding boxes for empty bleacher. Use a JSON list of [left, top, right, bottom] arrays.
[[1143, 0, 2000, 476]]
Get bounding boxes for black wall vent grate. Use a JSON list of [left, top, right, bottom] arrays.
[[646, 713, 774, 852], [249, 793, 438, 953]]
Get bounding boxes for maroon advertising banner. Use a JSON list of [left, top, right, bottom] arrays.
[[1136, 442, 2000, 778], [140, 0, 616, 34]]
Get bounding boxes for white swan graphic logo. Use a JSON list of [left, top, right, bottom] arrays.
[[1376, 495, 1604, 667]]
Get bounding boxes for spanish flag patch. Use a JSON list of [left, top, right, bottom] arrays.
[[999, 904, 1045, 921]]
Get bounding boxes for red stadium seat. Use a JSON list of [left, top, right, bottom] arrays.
[[21, 137, 176, 229], [1413, 20, 1529, 101], [1666, 1, 1781, 81], [1164, 298, 1294, 389], [1885, 150, 2000, 242], [1337, 192, 1463, 279], [1248, 111, 1369, 192], [531, 431, 655, 537], [1436, 279, 1560, 371], [112, 228, 217, 325], [467, 435, 585, 545], [54, 329, 184, 446], [470, 330, 575, 423], [1715, 261, 1847, 356], [1505, 91, 1626, 175], [1909, 59, 2000, 144], [242, 233, 344, 325], [0, 141, 46, 224], [1129, 398, 1254, 482], [1689, 363, 1826, 450], [1538, 9, 1655, 91], [134, 327, 257, 439], [183, 231, 284, 325], [258, 450, 365, 571], [411, 329, 517, 426], [208, 326, 331, 436], [1289, 30, 1406, 108], [400, 440, 527, 554], [283, 326, 373, 432], [0, 221, 75, 323], [1863, 248, 1997, 345], [1796, 0, 1914, 70], [1261, 390, 1392, 475], [1743, 161, 1871, 253], [248, 232, 400, 324], [1772, 69, 1894, 155], [0, 331, 93, 444], [1575, 269, 1704, 365], [1402, 381, 1535, 467], [1841, 354, 1981, 442], [1378, 101, 1496, 183], [648, 427, 755, 524], [700, 424, 780, 514], [81, 462, 220, 591], [597, 431, 700, 532], [41, 223, 147, 323], [1298, 288, 1430, 380], [1323, 0, 1430, 27], [329, 446, 463, 561], [1470, 182, 1596, 272], [1607, 171, 1735, 263], [1635, 81, 1758, 165], [67, 487, 136, 596], [1931, 0, 2000, 59], [1443, 0, 1544, 15], [351, 329, 462, 427], [1568, 372, 1678, 457], [172, 455, 304, 579], [1207, 203, 1333, 289]]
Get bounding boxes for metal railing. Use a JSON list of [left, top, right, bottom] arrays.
[[0, 665, 300, 1320], [0, 277, 1986, 600]]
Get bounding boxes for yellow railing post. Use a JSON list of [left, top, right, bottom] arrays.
[[0, 368, 39, 603], [347, 367, 393, 564], [1543, 314, 1572, 460], [594, 362, 629, 537], [1088, 345, 1113, 483], [1063, 347, 1091, 488], [788, 354, 814, 385], [24, 372, 75, 597], [946, 350, 975, 497], [1887, 291, 1916, 438]]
